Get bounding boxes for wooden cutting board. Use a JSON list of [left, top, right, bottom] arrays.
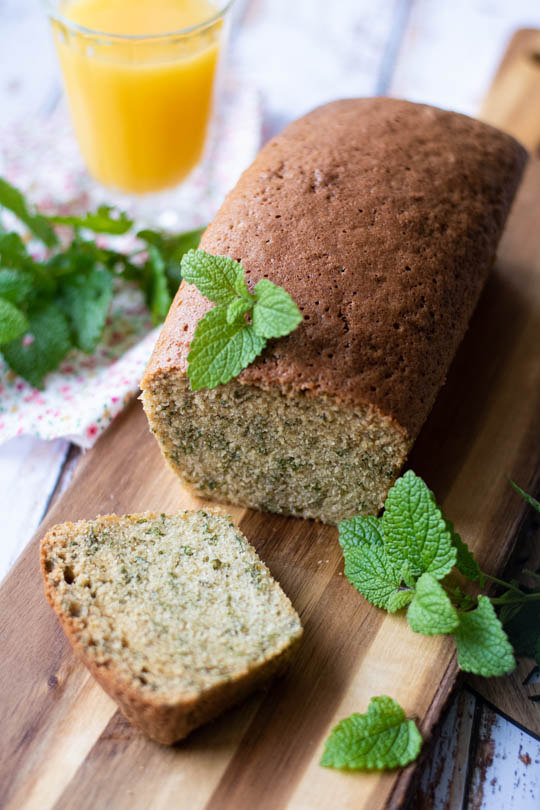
[[1, 31, 540, 810]]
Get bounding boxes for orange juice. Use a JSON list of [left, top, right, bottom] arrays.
[[51, 0, 227, 193]]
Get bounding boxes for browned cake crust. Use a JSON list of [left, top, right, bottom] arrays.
[[143, 98, 527, 440]]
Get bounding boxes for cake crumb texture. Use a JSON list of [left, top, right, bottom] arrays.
[[142, 376, 409, 524], [41, 511, 302, 744]]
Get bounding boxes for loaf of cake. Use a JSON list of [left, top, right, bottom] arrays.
[[142, 98, 527, 524], [41, 511, 302, 744]]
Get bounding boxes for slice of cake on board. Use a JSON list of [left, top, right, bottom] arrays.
[[41, 510, 302, 744]]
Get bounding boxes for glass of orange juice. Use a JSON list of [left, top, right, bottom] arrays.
[[44, 0, 234, 195]]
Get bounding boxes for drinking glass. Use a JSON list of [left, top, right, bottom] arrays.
[[44, 1, 234, 196]]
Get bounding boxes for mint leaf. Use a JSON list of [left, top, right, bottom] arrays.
[[407, 573, 459, 635], [454, 596, 515, 676], [181, 249, 250, 304], [60, 266, 113, 353], [226, 296, 253, 324], [183, 250, 302, 389], [0, 297, 28, 343], [400, 561, 416, 589], [50, 205, 133, 235], [0, 177, 58, 247], [344, 545, 402, 609], [252, 278, 302, 338], [1, 303, 71, 388], [382, 470, 456, 579], [510, 480, 540, 514], [338, 515, 384, 551], [146, 245, 172, 325], [387, 590, 414, 613], [137, 226, 205, 294], [138, 226, 205, 260], [447, 520, 483, 583], [0, 268, 34, 305], [320, 696, 422, 771], [187, 304, 266, 390]]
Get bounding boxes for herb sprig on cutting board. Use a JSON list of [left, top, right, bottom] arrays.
[[0, 177, 204, 388], [339, 471, 540, 677], [321, 473, 539, 772]]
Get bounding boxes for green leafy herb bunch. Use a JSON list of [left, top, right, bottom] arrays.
[[0, 177, 204, 388]]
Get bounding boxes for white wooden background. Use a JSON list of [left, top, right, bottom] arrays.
[[1, 1, 540, 807]]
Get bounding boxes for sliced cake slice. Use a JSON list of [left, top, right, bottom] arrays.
[[41, 510, 302, 744]]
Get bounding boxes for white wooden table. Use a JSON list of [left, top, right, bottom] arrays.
[[1, 1, 539, 807]]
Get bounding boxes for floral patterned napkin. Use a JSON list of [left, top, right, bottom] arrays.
[[0, 80, 261, 448]]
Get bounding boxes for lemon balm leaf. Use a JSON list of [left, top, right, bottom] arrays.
[[187, 304, 266, 390], [344, 544, 402, 610], [183, 250, 302, 389], [146, 245, 172, 325], [454, 596, 515, 676], [0, 297, 29, 344], [0, 177, 58, 247], [338, 514, 385, 551], [0, 268, 34, 306], [252, 278, 302, 338], [60, 266, 114, 353], [181, 249, 251, 304], [387, 589, 414, 613], [1, 303, 71, 389], [50, 205, 133, 235], [407, 573, 459, 635], [320, 696, 422, 771], [381, 470, 456, 579], [446, 520, 483, 584], [226, 296, 253, 324]]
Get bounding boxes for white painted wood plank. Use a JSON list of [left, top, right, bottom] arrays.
[[0, 436, 69, 584], [0, 0, 61, 128], [231, 0, 408, 135], [389, 0, 540, 116], [469, 704, 540, 809], [413, 690, 478, 808]]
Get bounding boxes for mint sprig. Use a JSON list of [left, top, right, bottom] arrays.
[[381, 472, 456, 579], [0, 176, 205, 388], [320, 696, 422, 771], [0, 177, 58, 248], [339, 471, 540, 678], [186, 304, 266, 390], [454, 595, 515, 675], [2, 303, 71, 390], [344, 544, 402, 610], [0, 297, 28, 344], [407, 573, 458, 635], [181, 249, 302, 389], [49, 206, 133, 235]]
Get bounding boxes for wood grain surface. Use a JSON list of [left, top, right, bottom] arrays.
[[1, 31, 540, 810]]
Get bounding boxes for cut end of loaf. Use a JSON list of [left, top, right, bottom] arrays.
[[142, 374, 410, 524], [41, 511, 302, 744]]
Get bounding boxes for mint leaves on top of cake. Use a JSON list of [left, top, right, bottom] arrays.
[[181, 249, 302, 390], [321, 696, 422, 771]]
